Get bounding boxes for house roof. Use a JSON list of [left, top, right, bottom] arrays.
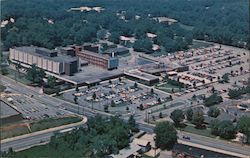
[[133, 138, 150, 147], [110, 143, 141, 158]]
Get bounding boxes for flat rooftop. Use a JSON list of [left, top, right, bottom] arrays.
[[104, 47, 129, 53], [0, 100, 21, 119], [14, 46, 77, 63], [79, 50, 115, 60], [124, 69, 159, 81], [50, 65, 122, 85]]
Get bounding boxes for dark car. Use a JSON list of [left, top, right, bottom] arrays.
[[182, 136, 191, 140]]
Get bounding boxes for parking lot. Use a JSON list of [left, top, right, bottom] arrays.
[[62, 78, 171, 115], [1, 91, 68, 121]]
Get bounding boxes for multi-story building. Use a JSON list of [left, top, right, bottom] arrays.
[[9, 46, 79, 76], [76, 50, 118, 70]]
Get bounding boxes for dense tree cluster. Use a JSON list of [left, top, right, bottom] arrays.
[[1, 0, 249, 53], [26, 64, 45, 85], [49, 116, 130, 157], [2, 116, 136, 157], [207, 107, 220, 118], [228, 80, 250, 99], [170, 109, 185, 126], [210, 116, 250, 142], [228, 87, 249, 99], [237, 116, 250, 143], [210, 120, 236, 140], [154, 121, 177, 150], [204, 93, 223, 107]]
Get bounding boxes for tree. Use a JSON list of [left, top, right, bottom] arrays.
[[134, 82, 138, 88], [97, 29, 108, 40], [119, 77, 122, 82], [192, 94, 197, 100], [218, 120, 236, 140], [128, 115, 139, 132], [240, 66, 243, 73], [8, 147, 14, 156], [109, 80, 112, 84], [26, 64, 45, 85], [92, 92, 97, 101], [104, 105, 109, 112], [207, 107, 220, 118], [192, 81, 196, 88], [0, 67, 8, 75], [139, 104, 144, 110], [228, 87, 248, 99], [170, 109, 185, 126], [109, 31, 121, 44], [150, 88, 154, 94], [204, 93, 223, 107], [15, 61, 21, 76], [192, 110, 204, 128], [133, 38, 153, 53], [154, 121, 177, 150], [75, 86, 79, 92], [222, 73, 230, 83], [211, 87, 216, 93], [237, 116, 250, 143], [111, 100, 116, 107], [47, 76, 56, 88], [159, 112, 163, 118], [202, 80, 205, 84], [26, 64, 38, 82], [186, 108, 193, 122], [126, 106, 129, 111], [55, 87, 60, 96], [210, 119, 220, 136], [157, 98, 161, 103], [74, 96, 78, 104], [169, 95, 173, 100]]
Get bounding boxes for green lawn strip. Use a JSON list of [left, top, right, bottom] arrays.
[[5, 68, 32, 85], [190, 40, 213, 49], [1, 116, 82, 140], [180, 124, 216, 138], [9, 144, 88, 158], [0, 125, 30, 140], [155, 83, 184, 93], [30, 116, 82, 132], [0, 84, 6, 92]]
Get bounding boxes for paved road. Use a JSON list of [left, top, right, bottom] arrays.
[[1, 132, 52, 152], [1, 75, 250, 157], [137, 123, 250, 158]]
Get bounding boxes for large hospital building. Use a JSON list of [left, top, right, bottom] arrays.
[[9, 46, 79, 76]]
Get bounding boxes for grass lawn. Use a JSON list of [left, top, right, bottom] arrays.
[[5, 68, 32, 85], [0, 84, 6, 92], [30, 116, 82, 132], [0, 123, 30, 140], [190, 40, 213, 49], [156, 83, 184, 93], [0, 116, 82, 140], [6, 144, 88, 158], [181, 124, 216, 138]]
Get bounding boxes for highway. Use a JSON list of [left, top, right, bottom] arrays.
[[1, 75, 250, 157]]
